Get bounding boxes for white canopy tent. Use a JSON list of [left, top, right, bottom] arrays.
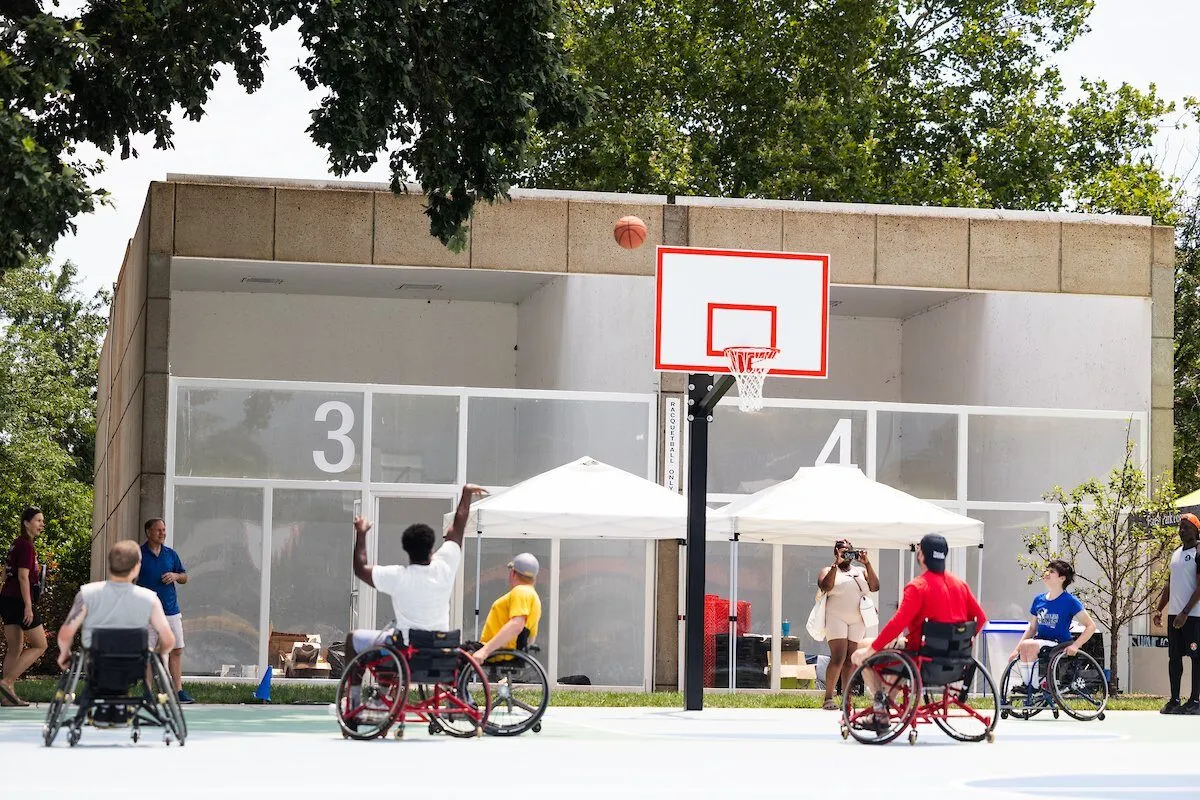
[[709, 465, 985, 689]]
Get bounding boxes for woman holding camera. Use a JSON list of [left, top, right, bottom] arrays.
[[817, 539, 879, 710]]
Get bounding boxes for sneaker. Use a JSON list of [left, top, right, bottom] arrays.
[[1179, 700, 1200, 715], [176, 689, 196, 704], [1160, 699, 1182, 714]]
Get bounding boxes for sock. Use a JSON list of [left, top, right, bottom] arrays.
[[1019, 662, 1033, 684], [1169, 656, 1183, 702]]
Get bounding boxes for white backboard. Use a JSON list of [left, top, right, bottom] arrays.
[[654, 246, 829, 377]]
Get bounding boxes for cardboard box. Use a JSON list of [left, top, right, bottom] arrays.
[[770, 648, 816, 681], [267, 631, 314, 669]]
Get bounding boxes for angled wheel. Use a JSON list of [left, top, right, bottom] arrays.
[[43, 651, 84, 747], [999, 657, 1046, 720], [841, 650, 919, 745], [335, 646, 408, 740], [425, 649, 491, 738], [925, 657, 998, 743], [1048, 650, 1108, 721], [460, 649, 548, 737], [150, 653, 188, 744]]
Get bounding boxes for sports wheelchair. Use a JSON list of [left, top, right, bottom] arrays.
[[43, 628, 188, 747], [840, 621, 999, 745], [335, 628, 492, 739], [999, 643, 1108, 722], [456, 634, 549, 737]]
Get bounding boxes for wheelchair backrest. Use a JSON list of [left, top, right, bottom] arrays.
[[406, 629, 462, 684], [917, 620, 976, 687], [88, 627, 150, 694]]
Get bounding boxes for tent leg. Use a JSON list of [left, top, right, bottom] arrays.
[[729, 536, 738, 693], [474, 529, 482, 640]]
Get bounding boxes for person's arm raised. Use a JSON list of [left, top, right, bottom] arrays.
[[352, 516, 375, 588], [445, 484, 489, 548]]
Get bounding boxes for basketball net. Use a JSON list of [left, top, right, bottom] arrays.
[[724, 346, 780, 412]]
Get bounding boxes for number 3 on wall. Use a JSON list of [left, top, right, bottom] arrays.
[[314, 401, 356, 473]]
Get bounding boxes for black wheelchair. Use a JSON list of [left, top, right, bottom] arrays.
[[456, 634, 549, 737], [335, 628, 492, 740], [841, 621, 999, 745], [999, 643, 1108, 722], [43, 628, 188, 747]]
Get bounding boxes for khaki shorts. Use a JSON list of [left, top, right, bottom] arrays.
[[148, 613, 185, 651], [825, 613, 865, 643]]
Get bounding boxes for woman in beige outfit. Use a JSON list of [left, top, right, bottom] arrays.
[[817, 539, 880, 710]]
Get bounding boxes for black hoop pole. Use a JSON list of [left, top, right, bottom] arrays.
[[684, 372, 736, 711]]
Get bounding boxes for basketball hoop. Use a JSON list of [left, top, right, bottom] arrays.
[[724, 346, 780, 412]]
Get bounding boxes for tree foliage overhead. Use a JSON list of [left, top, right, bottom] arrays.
[[1174, 195, 1200, 492], [1019, 440, 1176, 693], [530, 0, 1188, 221], [0, 0, 588, 269], [0, 255, 107, 672]]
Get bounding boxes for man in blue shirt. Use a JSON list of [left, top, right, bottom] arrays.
[[137, 518, 193, 703]]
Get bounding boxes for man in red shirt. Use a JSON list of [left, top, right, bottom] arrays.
[[851, 533, 987, 728]]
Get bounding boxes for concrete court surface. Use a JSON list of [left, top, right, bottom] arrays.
[[0, 704, 1197, 799]]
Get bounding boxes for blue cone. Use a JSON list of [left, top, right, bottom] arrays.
[[253, 666, 272, 702]]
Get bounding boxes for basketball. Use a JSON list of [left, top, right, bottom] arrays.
[[614, 215, 647, 249]]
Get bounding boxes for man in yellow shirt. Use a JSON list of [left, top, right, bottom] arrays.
[[474, 553, 542, 661]]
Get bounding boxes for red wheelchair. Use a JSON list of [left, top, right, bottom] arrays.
[[335, 629, 491, 739], [840, 620, 999, 745]]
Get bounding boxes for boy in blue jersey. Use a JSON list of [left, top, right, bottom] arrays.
[[1008, 559, 1096, 689]]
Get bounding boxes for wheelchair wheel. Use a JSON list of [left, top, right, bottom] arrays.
[[925, 657, 999, 743], [841, 650, 919, 745], [335, 647, 409, 740], [150, 652, 188, 745], [43, 652, 84, 747], [1048, 649, 1108, 722], [460, 649, 549, 737], [999, 657, 1046, 720], [423, 649, 492, 738]]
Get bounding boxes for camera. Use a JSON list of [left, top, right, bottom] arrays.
[[840, 549, 861, 562]]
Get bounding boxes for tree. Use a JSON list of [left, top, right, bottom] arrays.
[[0, 0, 588, 269], [1175, 195, 1200, 493], [1018, 441, 1176, 693], [529, 0, 1189, 222], [0, 256, 107, 673]]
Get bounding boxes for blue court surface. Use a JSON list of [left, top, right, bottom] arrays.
[[1, 705, 1196, 798]]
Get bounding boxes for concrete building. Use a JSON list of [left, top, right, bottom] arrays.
[[93, 175, 1173, 690]]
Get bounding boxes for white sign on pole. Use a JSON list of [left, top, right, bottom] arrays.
[[664, 397, 683, 492]]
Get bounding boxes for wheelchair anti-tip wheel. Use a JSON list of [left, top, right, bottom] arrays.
[[841, 650, 919, 745], [1048, 649, 1108, 722], [335, 646, 409, 740], [458, 649, 550, 737]]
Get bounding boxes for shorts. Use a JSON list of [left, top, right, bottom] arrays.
[[148, 613, 185, 650], [825, 612, 866, 643], [0, 595, 42, 630], [350, 628, 393, 654], [1167, 615, 1200, 660]]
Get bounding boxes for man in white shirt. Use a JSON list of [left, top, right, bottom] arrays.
[[347, 483, 487, 659], [1152, 513, 1200, 714]]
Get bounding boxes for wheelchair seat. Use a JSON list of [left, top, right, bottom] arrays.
[[89, 628, 150, 697], [917, 620, 976, 687], [406, 629, 462, 684]]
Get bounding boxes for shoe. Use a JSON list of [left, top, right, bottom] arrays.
[[1179, 700, 1200, 715], [0, 683, 28, 707], [1160, 699, 1182, 714], [1009, 683, 1031, 695], [821, 698, 839, 711], [176, 689, 196, 704]]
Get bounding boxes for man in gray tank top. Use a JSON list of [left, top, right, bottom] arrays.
[[56, 541, 175, 667]]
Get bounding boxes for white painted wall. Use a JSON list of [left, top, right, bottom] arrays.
[[765, 316, 902, 402], [516, 275, 658, 393], [170, 291, 518, 387], [901, 291, 1151, 410]]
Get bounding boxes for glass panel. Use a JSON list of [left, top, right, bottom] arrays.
[[374, 496, 455, 626], [462, 537, 553, 659], [176, 387, 364, 480], [708, 407, 868, 494], [371, 394, 460, 484], [875, 411, 958, 500], [704, 540, 772, 688], [269, 490, 359, 656], [559, 539, 646, 687], [968, 416, 1140, 502], [174, 486, 263, 676], [966, 509, 1052, 622], [467, 397, 650, 485]]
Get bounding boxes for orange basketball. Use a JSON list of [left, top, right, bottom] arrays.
[[614, 215, 648, 249]]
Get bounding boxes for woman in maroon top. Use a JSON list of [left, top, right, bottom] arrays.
[[0, 507, 49, 706]]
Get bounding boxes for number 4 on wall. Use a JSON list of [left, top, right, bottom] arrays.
[[815, 418, 854, 467]]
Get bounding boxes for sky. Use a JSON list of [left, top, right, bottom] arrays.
[[48, 1, 1200, 299]]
